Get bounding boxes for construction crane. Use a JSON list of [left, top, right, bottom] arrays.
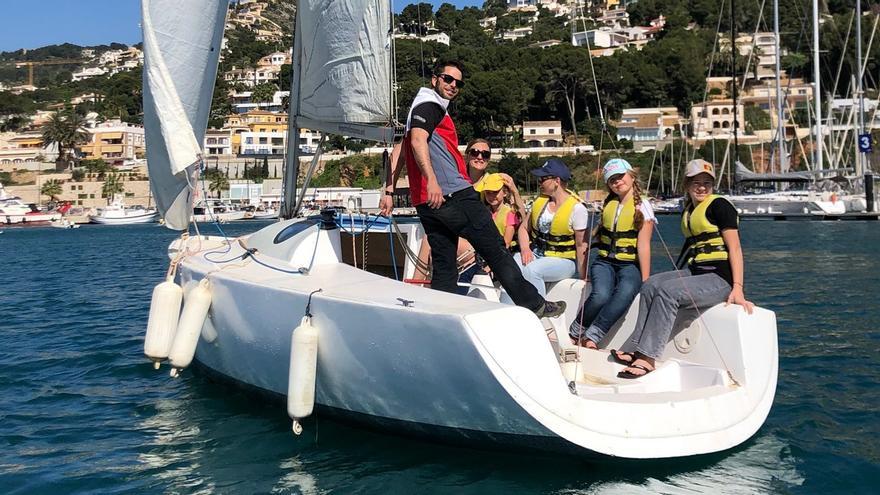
[[1, 59, 85, 87]]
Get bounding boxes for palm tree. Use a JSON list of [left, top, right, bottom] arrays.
[[41, 109, 90, 171], [208, 173, 230, 199], [40, 179, 63, 202], [102, 173, 125, 202]]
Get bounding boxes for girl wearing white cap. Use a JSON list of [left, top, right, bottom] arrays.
[[569, 158, 655, 349], [614, 159, 754, 379]]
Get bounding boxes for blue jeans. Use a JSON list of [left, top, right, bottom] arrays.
[[514, 252, 577, 297], [569, 258, 642, 344], [624, 270, 731, 359]]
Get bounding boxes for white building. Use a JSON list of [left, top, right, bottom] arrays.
[[498, 26, 534, 41], [616, 107, 683, 143], [691, 100, 745, 139], [241, 131, 286, 156], [231, 90, 289, 113], [239, 128, 322, 156], [257, 50, 292, 67], [204, 129, 234, 156], [522, 120, 562, 147], [529, 39, 563, 49], [571, 29, 628, 49], [423, 32, 450, 46], [71, 67, 108, 81], [719, 32, 781, 80]]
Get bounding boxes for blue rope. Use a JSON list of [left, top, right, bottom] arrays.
[[388, 228, 398, 281], [334, 213, 382, 236]]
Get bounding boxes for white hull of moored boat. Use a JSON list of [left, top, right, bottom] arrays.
[[90, 211, 159, 224], [163, 217, 778, 458], [191, 211, 246, 223]]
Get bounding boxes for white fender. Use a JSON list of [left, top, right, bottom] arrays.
[[168, 279, 212, 377], [287, 315, 319, 435], [144, 276, 183, 369]]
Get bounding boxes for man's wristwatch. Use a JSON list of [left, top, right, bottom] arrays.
[[384, 190, 393, 196]]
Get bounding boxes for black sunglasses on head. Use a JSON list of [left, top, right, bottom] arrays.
[[467, 149, 491, 160], [435, 73, 465, 88]]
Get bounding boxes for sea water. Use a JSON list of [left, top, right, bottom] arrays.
[[1, 220, 877, 494]]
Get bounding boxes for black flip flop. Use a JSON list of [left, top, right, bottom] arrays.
[[610, 349, 635, 366], [617, 363, 654, 379]]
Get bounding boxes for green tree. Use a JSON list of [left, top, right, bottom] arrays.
[[206, 169, 230, 198], [541, 45, 591, 144], [398, 3, 434, 34], [102, 173, 125, 201], [40, 179, 63, 202], [41, 108, 90, 170], [744, 106, 771, 133], [251, 82, 277, 103]]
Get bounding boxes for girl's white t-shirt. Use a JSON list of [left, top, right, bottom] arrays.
[[535, 200, 590, 234]]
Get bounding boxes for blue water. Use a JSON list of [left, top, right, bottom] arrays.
[[1, 220, 878, 494]]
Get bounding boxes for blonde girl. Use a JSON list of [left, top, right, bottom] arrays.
[[569, 158, 655, 348]]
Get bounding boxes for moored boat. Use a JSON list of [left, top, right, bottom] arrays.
[[89, 194, 159, 224], [0, 182, 62, 225]]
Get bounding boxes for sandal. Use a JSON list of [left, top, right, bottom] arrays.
[[617, 362, 655, 379], [609, 349, 634, 365]]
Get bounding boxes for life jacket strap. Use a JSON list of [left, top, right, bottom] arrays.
[[595, 242, 637, 255], [688, 231, 723, 243]]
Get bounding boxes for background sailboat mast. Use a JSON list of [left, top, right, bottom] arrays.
[[812, 0, 823, 170], [280, 8, 303, 220], [730, 0, 741, 168], [855, 0, 866, 176], [773, 0, 787, 172]]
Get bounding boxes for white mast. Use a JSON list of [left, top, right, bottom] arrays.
[[855, 0, 866, 175], [280, 7, 302, 220], [773, 0, 787, 172], [812, 0, 823, 170]]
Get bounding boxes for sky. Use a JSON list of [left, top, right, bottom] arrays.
[[0, 0, 484, 53]]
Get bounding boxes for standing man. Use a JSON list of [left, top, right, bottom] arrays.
[[379, 60, 565, 318]]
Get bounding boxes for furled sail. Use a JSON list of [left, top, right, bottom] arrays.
[[142, 0, 227, 230], [291, 0, 395, 142]]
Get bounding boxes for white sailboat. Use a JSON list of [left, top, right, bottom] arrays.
[[141, 0, 778, 458]]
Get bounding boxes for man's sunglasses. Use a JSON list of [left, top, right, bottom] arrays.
[[468, 149, 491, 160], [435, 73, 465, 88]]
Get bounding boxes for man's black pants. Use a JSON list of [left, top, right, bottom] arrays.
[[416, 187, 544, 312]]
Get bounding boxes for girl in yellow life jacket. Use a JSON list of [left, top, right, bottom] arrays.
[[516, 159, 590, 297], [613, 159, 754, 379], [569, 159, 655, 349], [474, 173, 527, 252]]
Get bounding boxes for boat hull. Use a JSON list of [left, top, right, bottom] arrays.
[[161, 220, 778, 458], [89, 211, 159, 224]]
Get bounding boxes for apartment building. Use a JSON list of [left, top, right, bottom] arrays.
[[522, 121, 562, 147], [80, 120, 146, 163]]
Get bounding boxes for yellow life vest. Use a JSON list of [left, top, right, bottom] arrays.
[[491, 203, 518, 250], [529, 194, 579, 259], [597, 197, 638, 262], [681, 194, 736, 265]]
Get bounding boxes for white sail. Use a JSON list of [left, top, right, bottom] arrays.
[[292, 0, 395, 141], [142, 0, 227, 230]]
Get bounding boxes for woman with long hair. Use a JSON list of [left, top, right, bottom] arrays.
[[569, 159, 655, 349], [613, 159, 753, 379]]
